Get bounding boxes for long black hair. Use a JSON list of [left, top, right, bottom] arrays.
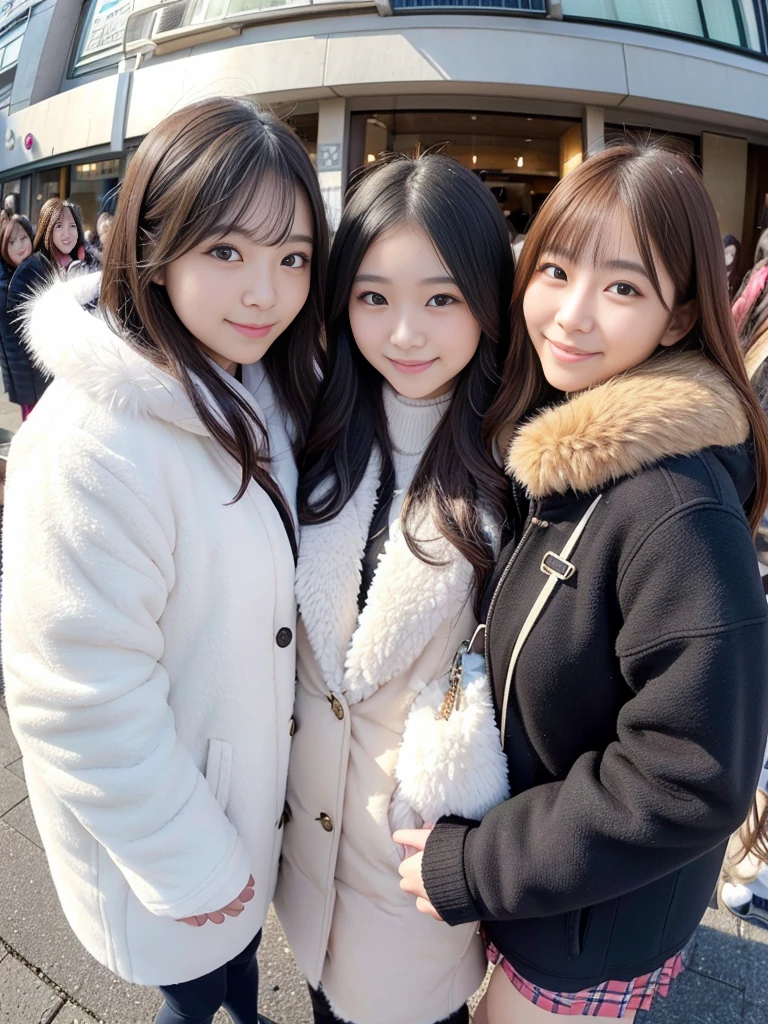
[[299, 153, 514, 608], [101, 97, 329, 507]]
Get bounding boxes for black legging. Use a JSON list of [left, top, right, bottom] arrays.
[[309, 984, 470, 1024], [155, 931, 262, 1024]]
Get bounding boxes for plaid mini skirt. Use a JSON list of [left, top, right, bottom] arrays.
[[484, 937, 685, 1018]]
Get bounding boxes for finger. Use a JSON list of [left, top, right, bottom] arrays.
[[416, 897, 443, 921], [177, 916, 200, 927], [208, 911, 226, 925], [226, 899, 245, 913], [247, 875, 255, 886], [392, 829, 429, 851], [239, 887, 255, 904], [220, 903, 244, 917]]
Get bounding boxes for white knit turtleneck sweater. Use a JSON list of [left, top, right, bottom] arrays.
[[382, 383, 452, 525]]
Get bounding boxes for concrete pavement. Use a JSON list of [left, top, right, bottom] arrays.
[[1, 696, 767, 1023]]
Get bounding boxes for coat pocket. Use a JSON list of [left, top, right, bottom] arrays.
[[204, 739, 233, 812], [565, 907, 592, 959]]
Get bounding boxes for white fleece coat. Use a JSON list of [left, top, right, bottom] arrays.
[[275, 391, 500, 1024], [1, 274, 298, 986]]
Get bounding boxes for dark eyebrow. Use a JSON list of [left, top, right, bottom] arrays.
[[209, 228, 313, 246], [353, 274, 458, 286], [544, 246, 650, 281], [602, 259, 650, 280]]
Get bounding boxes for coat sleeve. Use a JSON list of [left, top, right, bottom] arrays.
[[2, 424, 253, 920], [422, 504, 768, 924]]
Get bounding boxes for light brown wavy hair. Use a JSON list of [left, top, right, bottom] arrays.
[[486, 141, 768, 861]]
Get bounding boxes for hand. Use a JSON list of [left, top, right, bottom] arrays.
[[177, 875, 255, 927], [393, 828, 443, 922]]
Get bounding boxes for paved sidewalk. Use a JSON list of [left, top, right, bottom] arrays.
[[1, 703, 767, 1023]]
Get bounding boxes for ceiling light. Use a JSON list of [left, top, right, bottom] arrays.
[[517, 156, 524, 168], [367, 154, 376, 163], [472, 155, 477, 165]]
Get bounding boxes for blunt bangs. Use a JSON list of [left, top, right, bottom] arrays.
[[517, 152, 694, 311]]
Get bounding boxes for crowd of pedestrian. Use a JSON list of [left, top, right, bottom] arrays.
[[2, 99, 768, 1024], [0, 195, 104, 420]]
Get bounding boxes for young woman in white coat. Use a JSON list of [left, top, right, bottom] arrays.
[[1, 97, 329, 1024], [274, 153, 515, 1024]]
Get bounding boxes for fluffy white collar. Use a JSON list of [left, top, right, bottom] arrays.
[[296, 450, 473, 703]]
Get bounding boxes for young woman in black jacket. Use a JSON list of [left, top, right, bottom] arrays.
[[396, 143, 768, 1021], [0, 214, 33, 408], [6, 198, 95, 417]]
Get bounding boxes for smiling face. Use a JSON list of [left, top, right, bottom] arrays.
[[52, 207, 78, 257], [161, 185, 313, 373], [7, 223, 31, 267], [348, 224, 482, 400], [523, 212, 696, 393]]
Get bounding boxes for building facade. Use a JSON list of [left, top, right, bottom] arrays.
[[1, 0, 767, 272]]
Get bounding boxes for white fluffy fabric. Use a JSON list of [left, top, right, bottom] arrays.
[[393, 673, 510, 826]]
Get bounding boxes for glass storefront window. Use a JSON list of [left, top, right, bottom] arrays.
[[285, 112, 318, 167], [561, 0, 750, 50], [350, 111, 579, 219], [391, 0, 546, 9], [69, 159, 122, 235], [32, 169, 62, 228]]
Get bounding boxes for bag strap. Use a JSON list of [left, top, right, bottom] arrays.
[[500, 495, 603, 750], [745, 325, 768, 381]]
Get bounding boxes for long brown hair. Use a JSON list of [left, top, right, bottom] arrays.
[[100, 97, 329, 506], [486, 141, 768, 535], [487, 141, 768, 861], [34, 198, 88, 263], [299, 153, 514, 610]]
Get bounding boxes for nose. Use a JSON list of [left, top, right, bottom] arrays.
[[554, 283, 595, 336], [390, 312, 426, 351], [242, 266, 277, 311]]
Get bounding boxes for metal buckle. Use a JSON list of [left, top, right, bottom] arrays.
[[540, 551, 576, 581]]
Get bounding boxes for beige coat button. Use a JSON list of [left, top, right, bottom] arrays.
[[316, 812, 334, 832], [289, 715, 296, 736], [327, 695, 344, 720]]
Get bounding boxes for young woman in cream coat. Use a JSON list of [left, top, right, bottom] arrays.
[[274, 154, 513, 1024], [2, 98, 328, 1024]]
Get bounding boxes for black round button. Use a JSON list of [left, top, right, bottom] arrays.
[[276, 627, 293, 648]]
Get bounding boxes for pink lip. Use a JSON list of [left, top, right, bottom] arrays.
[[546, 338, 597, 363], [388, 358, 437, 374], [227, 320, 276, 339]]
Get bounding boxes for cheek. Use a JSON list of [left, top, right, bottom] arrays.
[[444, 311, 482, 367], [348, 306, 380, 358]]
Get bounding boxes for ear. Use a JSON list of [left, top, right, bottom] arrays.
[[151, 268, 165, 287], [660, 299, 698, 348]]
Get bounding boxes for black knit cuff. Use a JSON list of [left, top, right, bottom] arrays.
[[423, 818, 480, 926]]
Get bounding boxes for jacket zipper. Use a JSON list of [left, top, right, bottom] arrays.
[[484, 502, 546, 669]]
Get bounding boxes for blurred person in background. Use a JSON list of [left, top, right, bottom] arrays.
[[724, 234, 742, 301], [6, 199, 96, 418], [0, 214, 34, 410], [720, 229, 768, 928]]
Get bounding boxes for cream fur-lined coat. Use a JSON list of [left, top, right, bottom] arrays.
[[2, 274, 298, 986], [274, 389, 493, 1024]]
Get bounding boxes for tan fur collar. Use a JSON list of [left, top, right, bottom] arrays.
[[506, 351, 749, 499]]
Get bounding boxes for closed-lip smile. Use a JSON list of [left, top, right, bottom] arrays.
[[227, 320, 276, 338], [546, 337, 597, 362], [387, 357, 437, 374]]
